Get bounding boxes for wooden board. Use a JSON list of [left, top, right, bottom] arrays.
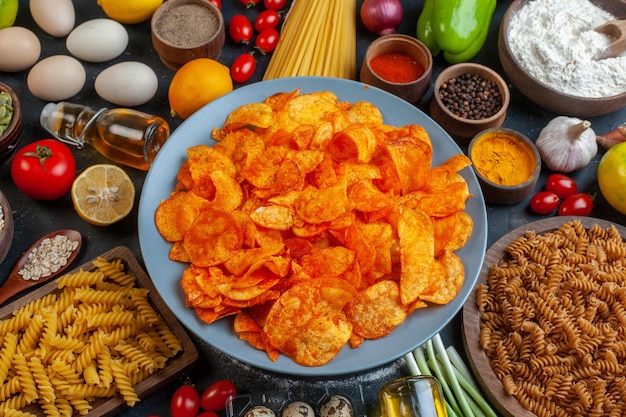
[[462, 216, 626, 417], [0, 246, 199, 417]]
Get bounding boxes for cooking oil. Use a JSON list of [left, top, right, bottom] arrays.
[[379, 376, 447, 417], [40, 102, 170, 171]]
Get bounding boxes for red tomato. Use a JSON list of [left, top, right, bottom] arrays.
[[171, 385, 200, 417], [207, 0, 221, 8], [231, 53, 257, 83], [11, 139, 76, 201], [255, 28, 279, 53], [529, 191, 560, 214], [240, 0, 260, 7], [229, 14, 253, 44], [200, 380, 237, 411], [558, 193, 594, 216], [254, 9, 281, 31], [263, 0, 286, 10], [545, 173, 578, 199]]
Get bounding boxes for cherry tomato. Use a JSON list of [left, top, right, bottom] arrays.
[[207, 0, 221, 8], [529, 191, 560, 214], [231, 53, 257, 83], [11, 139, 76, 201], [171, 385, 200, 417], [254, 9, 281, 31], [255, 28, 279, 53], [200, 380, 237, 411], [558, 193, 594, 216], [263, 0, 286, 10], [240, 0, 260, 7], [229, 14, 253, 44], [545, 173, 578, 199]]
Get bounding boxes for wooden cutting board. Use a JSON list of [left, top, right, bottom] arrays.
[[0, 246, 199, 417], [462, 216, 626, 417]]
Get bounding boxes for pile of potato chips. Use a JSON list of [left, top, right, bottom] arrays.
[[155, 89, 473, 366]]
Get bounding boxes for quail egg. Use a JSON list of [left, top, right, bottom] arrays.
[[282, 401, 314, 417], [244, 406, 276, 417], [320, 396, 354, 417]]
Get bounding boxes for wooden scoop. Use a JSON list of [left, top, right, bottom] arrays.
[[0, 229, 82, 306], [594, 19, 626, 60]]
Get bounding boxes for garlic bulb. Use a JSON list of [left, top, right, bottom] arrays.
[[536, 116, 597, 173]]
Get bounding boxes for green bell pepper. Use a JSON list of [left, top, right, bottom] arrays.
[[416, 0, 496, 63]]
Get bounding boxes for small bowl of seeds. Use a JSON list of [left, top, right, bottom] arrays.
[[429, 63, 510, 145], [0, 82, 22, 166], [0, 189, 14, 265]]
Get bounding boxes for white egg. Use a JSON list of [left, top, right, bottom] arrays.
[[30, 0, 75, 37], [27, 55, 85, 101], [0, 27, 41, 72], [95, 61, 159, 106], [66, 19, 129, 63]]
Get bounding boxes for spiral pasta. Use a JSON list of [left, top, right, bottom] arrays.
[[477, 220, 626, 416], [0, 257, 184, 415]]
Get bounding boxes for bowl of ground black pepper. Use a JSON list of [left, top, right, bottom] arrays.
[[430, 63, 510, 145], [499, 0, 626, 117], [0, 189, 14, 265], [151, 0, 225, 70], [360, 34, 433, 104], [0, 82, 22, 167]]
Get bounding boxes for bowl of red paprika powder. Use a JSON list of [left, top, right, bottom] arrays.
[[360, 34, 433, 104]]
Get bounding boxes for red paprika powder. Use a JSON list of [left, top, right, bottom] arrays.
[[369, 52, 424, 83]]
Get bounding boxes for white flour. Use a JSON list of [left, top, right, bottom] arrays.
[[508, 0, 626, 98]]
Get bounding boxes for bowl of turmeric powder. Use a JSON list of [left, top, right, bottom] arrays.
[[468, 128, 541, 205]]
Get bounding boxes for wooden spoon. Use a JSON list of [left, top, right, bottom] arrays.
[[594, 19, 626, 60], [0, 229, 82, 306]]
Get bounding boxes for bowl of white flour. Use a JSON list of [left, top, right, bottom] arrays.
[[498, 0, 626, 117]]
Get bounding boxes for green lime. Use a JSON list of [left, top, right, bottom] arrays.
[[0, 0, 18, 29], [598, 141, 626, 215]]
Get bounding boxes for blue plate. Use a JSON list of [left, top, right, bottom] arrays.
[[138, 76, 487, 376]]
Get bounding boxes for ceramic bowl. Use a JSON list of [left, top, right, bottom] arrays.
[[360, 34, 433, 104], [499, 0, 626, 117], [0, 82, 22, 167], [429, 63, 510, 145], [468, 127, 541, 205], [0, 189, 14, 265], [151, 0, 225, 70]]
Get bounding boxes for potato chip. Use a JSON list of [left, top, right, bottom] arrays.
[[383, 136, 432, 193], [155, 191, 210, 242], [221, 102, 275, 132], [421, 250, 464, 304], [433, 211, 473, 255], [183, 209, 244, 267], [294, 182, 350, 224], [345, 101, 383, 124], [250, 204, 294, 230], [327, 123, 378, 163], [345, 280, 407, 339]]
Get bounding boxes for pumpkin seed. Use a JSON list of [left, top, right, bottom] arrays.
[[0, 91, 14, 137]]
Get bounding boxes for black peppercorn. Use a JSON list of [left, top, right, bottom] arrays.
[[438, 73, 503, 120]]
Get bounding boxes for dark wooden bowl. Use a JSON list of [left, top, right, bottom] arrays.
[[360, 34, 433, 104], [429, 63, 510, 145], [499, 0, 626, 117], [0, 82, 22, 167], [151, 0, 225, 70], [0, 189, 14, 265]]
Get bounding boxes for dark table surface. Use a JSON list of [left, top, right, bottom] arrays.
[[1, 0, 626, 416]]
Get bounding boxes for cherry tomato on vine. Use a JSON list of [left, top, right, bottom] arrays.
[[240, 0, 260, 7], [207, 0, 221, 8], [171, 385, 200, 417], [231, 53, 257, 83], [558, 193, 594, 216], [529, 191, 560, 214], [200, 380, 237, 411], [229, 14, 253, 44], [545, 173, 578, 199], [255, 28, 279, 53], [263, 0, 286, 10], [11, 139, 76, 201], [254, 9, 281, 31]]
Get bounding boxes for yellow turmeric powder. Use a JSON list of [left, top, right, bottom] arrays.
[[471, 131, 535, 186]]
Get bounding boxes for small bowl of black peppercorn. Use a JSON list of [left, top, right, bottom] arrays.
[[429, 63, 510, 145]]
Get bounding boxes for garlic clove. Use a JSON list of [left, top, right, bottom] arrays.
[[536, 116, 597, 173]]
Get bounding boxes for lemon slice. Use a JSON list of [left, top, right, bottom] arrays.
[[71, 164, 135, 226]]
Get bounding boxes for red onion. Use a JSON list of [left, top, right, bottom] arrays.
[[360, 0, 403, 36]]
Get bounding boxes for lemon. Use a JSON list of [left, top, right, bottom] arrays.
[[0, 0, 18, 29], [97, 0, 162, 24], [598, 142, 626, 215], [71, 164, 135, 226], [168, 58, 233, 120]]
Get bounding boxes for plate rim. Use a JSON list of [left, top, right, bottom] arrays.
[[139, 76, 488, 376]]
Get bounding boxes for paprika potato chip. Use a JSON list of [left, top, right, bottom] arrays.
[[154, 89, 475, 367]]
